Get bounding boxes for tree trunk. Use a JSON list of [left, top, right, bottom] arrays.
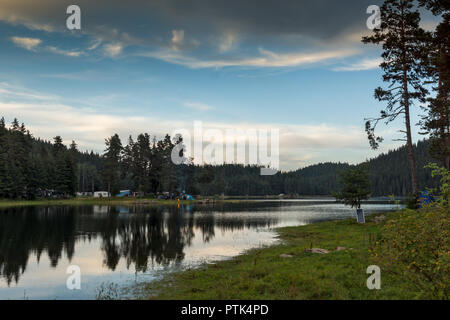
[[404, 100, 419, 195], [401, 4, 418, 197]]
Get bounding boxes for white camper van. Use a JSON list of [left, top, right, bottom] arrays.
[[93, 191, 110, 198]]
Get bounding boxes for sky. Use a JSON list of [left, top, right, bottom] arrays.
[[0, 0, 439, 170]]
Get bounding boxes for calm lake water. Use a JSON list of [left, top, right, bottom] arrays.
[[0, 200, 401, 299]]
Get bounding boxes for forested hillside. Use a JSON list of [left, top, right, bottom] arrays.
[[367, 139, 439, 196], [199, 140, 439, 197], [0, 117, 440, 199], [281, 139, 439, 197]]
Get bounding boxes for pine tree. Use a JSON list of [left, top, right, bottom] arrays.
[[133, 133, 151, 193], [362, 0, 430, 196], [11, 118, 19, 131], [150, 137, 163, 193], [67, 141, 79, 195], [197, 165, 215, 196], [333, 164, 371, 209], [160, 134, 177, 193], [53, 136, 70, 196], [0, 117, 7, 197], [418, 0, 450, 169], [102, 134, 123, 195], [5, 120, 29, 197]]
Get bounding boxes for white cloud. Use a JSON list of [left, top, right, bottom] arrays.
[[10, 37, 84, 57], [87, 39, 102, 51], [183, 101, 213, 111], [0, 98, 371, 169], [332, 58, 382, 72], [0, 99, 401, 169], [1, 11, 54, 32], [103, 43, 123, 57], [0, 100, 173, 151], [0, 83, 404, 170], [47, 46, 82, 57], [0, 82, 58, 101], [10, 36, 41, 51], [140, 47, 358, 69], [171, 29, 184, 50], [218, 32, 236, 53]]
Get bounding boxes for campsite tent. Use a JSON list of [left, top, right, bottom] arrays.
[[419, 190, 434, 208], [116, 190, 132, 197]]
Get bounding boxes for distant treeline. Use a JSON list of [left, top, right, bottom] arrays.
[[0, 117, 439, 199]]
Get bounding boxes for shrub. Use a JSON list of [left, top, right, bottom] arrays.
[[425, 163, 449, 207], [371, 164, 449, 299]]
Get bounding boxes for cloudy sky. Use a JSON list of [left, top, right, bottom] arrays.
[[0, 0, 437, 170]]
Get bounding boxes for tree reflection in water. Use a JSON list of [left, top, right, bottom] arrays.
[[0, 203, 279, 285]]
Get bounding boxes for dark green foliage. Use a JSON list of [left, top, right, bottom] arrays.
[[52, 136, 78, 196], [333, 164, 371, 209], [102, 134, 123, 195], [372, 207, 449, 299], [197, 165, 216, 195], [0, 120, 78, 199], [118, 133, 180, 194], [77, 156, 102, 193], [158, 134, 178, 193], [418, 0, 450, 170], [368, 139, 439, 196]]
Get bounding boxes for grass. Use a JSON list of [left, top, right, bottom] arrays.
[[135, 211, 429, 300], [0, 198, 178, 207], [0, 197, 253, 208]]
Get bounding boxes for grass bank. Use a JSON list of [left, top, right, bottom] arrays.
[[0, 197, 253, 208], [134, 210, 444, 300]]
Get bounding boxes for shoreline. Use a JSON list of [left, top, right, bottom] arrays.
[[0, 197, 399, 208], [128, 210, 420, 300], [0, 198, 253, 208]]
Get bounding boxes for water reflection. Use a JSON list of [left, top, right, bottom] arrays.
[[0, 203, 279, 285], [0, 201, 400, 299], [0, 206, 77, 285]]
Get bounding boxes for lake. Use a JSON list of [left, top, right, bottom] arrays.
[[0, 200, 401, 299]]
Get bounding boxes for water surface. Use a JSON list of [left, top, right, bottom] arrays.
[[0, 200, 400, 299]]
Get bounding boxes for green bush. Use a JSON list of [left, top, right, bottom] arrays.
[[425, 163, 449, 207], [371, 208, 449, 299], [371, 164, 449, 299], [402, 194, 417, 209]]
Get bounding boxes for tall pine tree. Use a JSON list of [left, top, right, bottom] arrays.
[[418, 0, 450, 169], [362, 0, 430, 196], [102, 134, 123, 195]]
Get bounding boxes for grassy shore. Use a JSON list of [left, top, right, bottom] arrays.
[[0, 197, 253, 208], [133, 211, 427, 300]]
